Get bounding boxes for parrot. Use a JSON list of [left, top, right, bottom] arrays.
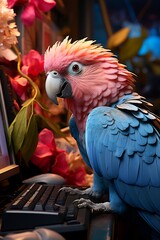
[[44, 37, 160, 235]]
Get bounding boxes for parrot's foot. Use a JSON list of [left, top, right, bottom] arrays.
[[60, 186, 102, 198], [74, 198, 112, 213]]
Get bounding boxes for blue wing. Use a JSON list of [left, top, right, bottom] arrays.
[[85, 93, 160, 233]]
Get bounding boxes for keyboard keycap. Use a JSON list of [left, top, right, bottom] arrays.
[[34, 186, 52, 211], [45, 185, 61, 211], [23, 185, 46, 210], [1, 184, 91, 233], [66, 204, 78, 221], [56, 190, 67, 206], [10, 184, 39, 210]]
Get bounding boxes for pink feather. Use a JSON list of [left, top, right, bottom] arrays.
[[44, 37, 135, 132]]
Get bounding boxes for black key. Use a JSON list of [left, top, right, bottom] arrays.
[[10, 184, 39, 210], [59, 205, 66, 216], [23, 185, 46, 210], [55, 190, 67, 206], [65, 204, 78, 221], [45, 185, 61, 211], [1, 184, 92, 232], [34, 186, 53, 211]]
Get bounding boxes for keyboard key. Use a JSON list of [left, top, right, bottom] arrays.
[[55, 190, 67, 206], [23, 185, 46, 210], [34, 186, 53, 211], [45, 185, 61, 211], [10, 184, 39, 210], [1, 183, 91, 233], [65, 204, 78, 221]]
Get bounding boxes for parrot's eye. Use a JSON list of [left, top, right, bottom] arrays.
[[68, 62, 83, 75]]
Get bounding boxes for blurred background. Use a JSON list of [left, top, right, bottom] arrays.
[[49, 0, 160, 110]]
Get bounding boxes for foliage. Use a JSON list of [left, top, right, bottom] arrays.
[[0, 0, 93, 187], [8, 46, 62, 163]]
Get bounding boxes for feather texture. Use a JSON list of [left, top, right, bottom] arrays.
[[44, 37, 160, 235], [69, 93, 160, 233]]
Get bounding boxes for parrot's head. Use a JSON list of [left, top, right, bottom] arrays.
[[44, 37, 135, 132]]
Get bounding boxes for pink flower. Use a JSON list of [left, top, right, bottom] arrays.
[[31, 128, 87, 186], [31, 128, 69, 176], [22, 50, 44, 77], [7, 0, 56, 26], [51, 152, 69, 176], [9, 75, 29, 100]]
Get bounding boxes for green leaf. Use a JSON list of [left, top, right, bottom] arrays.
[[21, 114, 38, 163], [8, 122, 14, 146], [22, 98, 34, 107], [12, 107, 28, 153]]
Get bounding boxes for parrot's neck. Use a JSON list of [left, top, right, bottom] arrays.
[[65, 89, 132, 133]]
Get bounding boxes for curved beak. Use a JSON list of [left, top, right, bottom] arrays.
[[45, 71, 72, 105]]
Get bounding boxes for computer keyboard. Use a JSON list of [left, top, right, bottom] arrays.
[[1, 183, 91, 233]]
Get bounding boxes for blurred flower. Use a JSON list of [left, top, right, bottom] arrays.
[[31, 128, 69, 174], [0, 0, 20, 54], [7, 0, 56, 26], [22, 49, 44, 77], [3, 0, 92, 187], [66, 164, 87, 186], [31, 128, 89, 186], [8, 49, 44, 101], [9, 75, 29, 100]]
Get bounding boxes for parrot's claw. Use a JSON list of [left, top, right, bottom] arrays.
[[73, 198, 112, 213], [59, 186, 78, 194], [60, 186, 102, 198]]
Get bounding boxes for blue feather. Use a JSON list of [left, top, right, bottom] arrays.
[[143, 156, 154, 164], [149, 159, 160, 186], [118, 155, 140, 184], [138, 123, 149, 136], [135, 131, 147, 145], [156, 145, 160, 157], [128, 154, 140, 183], [115, 147, 125, 158], [108, 134, 118, 151], [117, 134, 128, 148], [129, 127, 135, 136], [128, 117, 139, 127], [69, 93, 160, 234], [132, 110, 146, 119], [148, 134, 157, 144], [144, 144, 156, 157], [126, 138, 135, 156], [135, 142, 145, 152], [116, 120, 128, 131]]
